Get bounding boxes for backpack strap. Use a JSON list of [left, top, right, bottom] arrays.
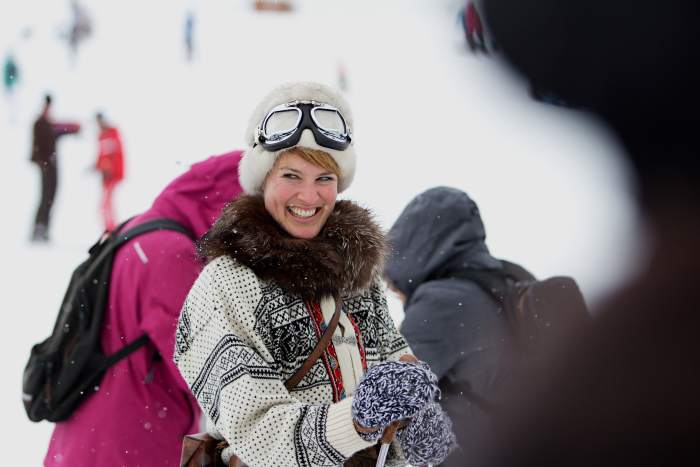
[[284, 295, 343, 391], [433, 272, 506, 414], [499, 260, 536, 282], [81, 219, 195, 287], [449, 268, 510, 304], [92, 219, 197, 371], [113, 218, 196, 247], [99, 334, 150, 371], [446, 259, 537, 304], [435, 261, 537, 414]]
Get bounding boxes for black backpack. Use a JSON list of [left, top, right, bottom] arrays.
[[22, 218, 194, 422], [438, 260, 590, 412], [451, 260, 590, 351]]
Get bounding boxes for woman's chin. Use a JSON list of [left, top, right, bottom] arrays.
[[281, 211, 326, 239], [283, 221, 321, 239]]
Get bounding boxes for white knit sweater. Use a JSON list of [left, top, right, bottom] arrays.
[[174, 256, 411, 466]]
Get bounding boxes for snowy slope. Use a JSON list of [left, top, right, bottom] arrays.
[[1, 1, 641, 464]]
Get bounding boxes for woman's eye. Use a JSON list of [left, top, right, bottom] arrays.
[[318, 176, 336, 182], [282, 173, 299, 179]]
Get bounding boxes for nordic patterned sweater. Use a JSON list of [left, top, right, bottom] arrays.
[[174, 195, 412, 466]]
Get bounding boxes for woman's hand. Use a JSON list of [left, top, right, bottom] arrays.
[[396, 402, 457, 465], [351, 361, 439, 441]]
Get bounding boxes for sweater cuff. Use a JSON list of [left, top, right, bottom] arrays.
[[326, 397, 375, 457]]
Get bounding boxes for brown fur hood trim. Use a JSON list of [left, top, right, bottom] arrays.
[[199, 195, 387, 301]]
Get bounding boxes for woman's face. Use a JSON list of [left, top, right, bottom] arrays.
[[263, 151, 338, 239]]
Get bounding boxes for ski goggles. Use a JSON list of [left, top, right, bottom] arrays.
[[255, 100, 352, 152]]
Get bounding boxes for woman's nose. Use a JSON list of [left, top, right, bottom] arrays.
[[296, 182, 320, 204]]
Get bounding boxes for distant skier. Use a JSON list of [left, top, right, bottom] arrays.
[[184, 11, 195, 61], [463, 1, 488, 53], [3, 53, 19, 94], [30, 94, 81, 242], [253, 0, 293, 12], [337, 60, 349, 92], [67, 0, 92, 61], [3, 53, 20, 122], [95, 113, 124, 232]]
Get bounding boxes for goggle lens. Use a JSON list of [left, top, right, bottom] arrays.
[[262, 108, 301, 141], [311, 108, 347, 135]]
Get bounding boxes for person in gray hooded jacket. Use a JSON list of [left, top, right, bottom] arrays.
[[385, 186, 516, 466]]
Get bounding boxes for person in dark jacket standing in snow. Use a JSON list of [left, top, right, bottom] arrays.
[[29, 94, 80, 242], [385, 186, 514, 466]]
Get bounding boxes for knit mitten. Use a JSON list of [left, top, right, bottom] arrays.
[[351, 361, 439, 441], [396, 402, 457, 465]]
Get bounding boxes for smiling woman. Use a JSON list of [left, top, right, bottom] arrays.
[[263, 148, 340, 239], [174, 81, 455, 466]]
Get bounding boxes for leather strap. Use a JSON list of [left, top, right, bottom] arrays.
[[285, 296, 342, 391]]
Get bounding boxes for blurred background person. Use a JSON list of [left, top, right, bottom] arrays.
[[67, 0, 92, 63], [44, 151, 244, 467], [337, 60, 349, 92], [184, 10, 195, 62], [3, 51, 20, 123], [30, 94, 80, 243], [254, 0, 293, 12], [470, 0, 700, 466], [3, 52, 19, 95], [94, 112, 124, 232], [385, 186, 517, 466], [462, 1, 488, 53]]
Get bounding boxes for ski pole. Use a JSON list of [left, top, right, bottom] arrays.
[[376, 417, 414, 467], [375, 421, 401, 467]]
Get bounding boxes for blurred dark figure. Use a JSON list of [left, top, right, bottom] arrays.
[[68, 0, 92, 61], [462, 1, 488, 53], [184, 11, 195, 61], [95, 113, 124, 232], [30, 94, 80, 242], [385, 187, 510, 466], [471, 1, 700, 466], [3, 53, 19, 94]]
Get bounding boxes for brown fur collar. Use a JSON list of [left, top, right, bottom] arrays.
[[199, 195, 387, 301]]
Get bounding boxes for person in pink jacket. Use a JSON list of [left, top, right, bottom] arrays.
[[44, 150, 244, 467]]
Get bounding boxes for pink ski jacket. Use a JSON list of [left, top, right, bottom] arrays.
[[44, 151, 243, 467]]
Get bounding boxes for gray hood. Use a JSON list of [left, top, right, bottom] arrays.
[[386, 187, 500, 299]]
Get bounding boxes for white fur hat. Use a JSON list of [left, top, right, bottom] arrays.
[[239, 81, 356, 194]]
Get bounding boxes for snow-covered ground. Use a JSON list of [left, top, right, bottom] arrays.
[[1, 1, 642, 465]]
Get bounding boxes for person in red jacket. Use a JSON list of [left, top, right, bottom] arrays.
[[464, 1, 488, 53], [95, 112, 124, 232]]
